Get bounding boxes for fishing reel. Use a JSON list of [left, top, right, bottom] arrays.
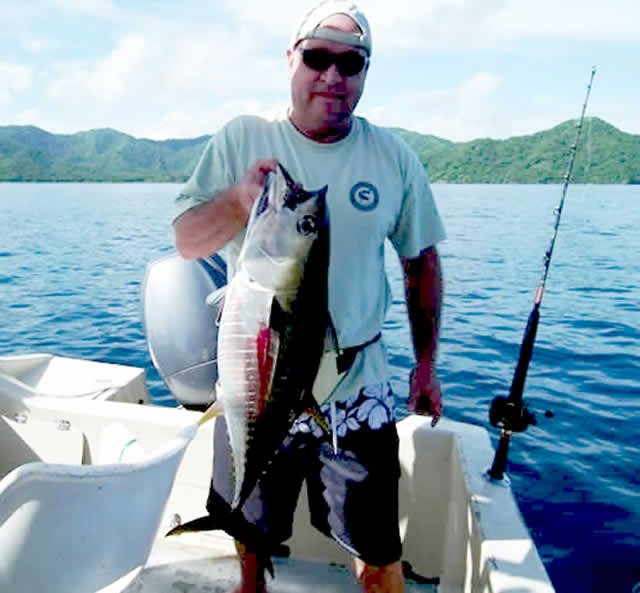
[[489, 395, 554, 433], [489, 396, 537, 433], [487, 396, 537, 481], [487, 395, 553, 481]]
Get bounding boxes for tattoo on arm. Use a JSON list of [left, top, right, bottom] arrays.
[[403, 247, 442, 359]]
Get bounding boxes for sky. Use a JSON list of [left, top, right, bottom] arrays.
[[1, 0, 638, 142]]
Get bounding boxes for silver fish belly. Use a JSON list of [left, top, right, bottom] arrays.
[[216, 163, 329, 509]]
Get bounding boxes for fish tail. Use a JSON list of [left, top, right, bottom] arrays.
[[165, 515, 220, 536], [198, 398, 224, 426], [167, 512, 288, 581]]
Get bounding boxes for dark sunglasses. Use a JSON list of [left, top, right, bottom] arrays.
[[298, 48, 368, 77]]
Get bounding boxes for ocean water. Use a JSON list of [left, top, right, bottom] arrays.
[[1, 182, 638, 592]]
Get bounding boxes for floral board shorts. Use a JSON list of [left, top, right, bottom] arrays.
[[206, 382, 402, 567]]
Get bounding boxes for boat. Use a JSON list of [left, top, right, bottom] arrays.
[[0, 364, 554, 593], [0, 254, 554, 592], [0, 353, 149, 405]]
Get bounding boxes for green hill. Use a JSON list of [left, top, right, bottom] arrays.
[[0, 118, 638, 183], [418, 118, 640, 184], [0, 126, 209, 182]]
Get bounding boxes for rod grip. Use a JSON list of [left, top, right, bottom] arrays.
[[509, 306, 540, 403]]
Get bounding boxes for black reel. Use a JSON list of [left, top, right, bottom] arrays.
[[489, 396, 537, 433]]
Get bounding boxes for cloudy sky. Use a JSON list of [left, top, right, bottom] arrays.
[[1, 0, 637, 142]]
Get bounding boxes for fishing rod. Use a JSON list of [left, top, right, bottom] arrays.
[[487, 67, 597, 481]]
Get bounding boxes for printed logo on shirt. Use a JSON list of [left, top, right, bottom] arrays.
[[349, 182, 379, 212]]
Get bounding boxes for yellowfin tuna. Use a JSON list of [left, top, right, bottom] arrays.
[[169, 163, 329, 539]]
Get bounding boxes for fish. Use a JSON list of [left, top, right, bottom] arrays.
[[167, 163, 330, 542]]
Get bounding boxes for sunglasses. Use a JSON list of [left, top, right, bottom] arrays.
[[298, 48, 368, 77]]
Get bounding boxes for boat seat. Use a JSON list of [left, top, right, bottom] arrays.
[[0, 423, 196, 593], [0, 366, 113, 400], [0, 355, 149, 404], [0, 415, 84, 479]]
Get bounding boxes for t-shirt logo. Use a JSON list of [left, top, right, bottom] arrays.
[[350, 182, 379, 211]]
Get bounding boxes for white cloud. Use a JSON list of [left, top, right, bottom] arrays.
[[164, 30, 285, 97], [41, 26, 289, 138], [219, 0, 479, 52], [362, 71, 507, 140], [0, 62, 32, 104], [0, 63, 32, 90], [47, 0, 118, 18], [46, 36, 147, 103], [13, 109, 40, 126], [220, 0, 500, 50], [131, 100, 289, 141], [86, 35, 147, 101], [219, 0, 640, 53], [360, 0, 640, 51], [366, 0, 496, 51], [21, 35, 56, 54], [487, 0, 640, 41], [46, 27, 286, 107], [222, 0, 307, 39], [8, 0, 638, 140]]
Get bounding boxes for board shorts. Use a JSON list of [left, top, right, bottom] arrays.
[[206, 382, 402, 567]]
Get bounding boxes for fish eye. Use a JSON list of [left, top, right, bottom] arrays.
[[297, 215, 317, 235]]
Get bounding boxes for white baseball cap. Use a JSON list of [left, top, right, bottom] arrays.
[[290, 0, 372, 55]]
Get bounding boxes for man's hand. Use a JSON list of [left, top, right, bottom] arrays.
[[408, 357, 442, 427], [235, 159, 279, 222], [174, 158, 278, 259]]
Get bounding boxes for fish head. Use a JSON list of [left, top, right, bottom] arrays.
[[240, 164, 328, 299]]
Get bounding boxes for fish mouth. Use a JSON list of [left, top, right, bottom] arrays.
[[243, 247, 304, 294], [248, 246, 299, 268]]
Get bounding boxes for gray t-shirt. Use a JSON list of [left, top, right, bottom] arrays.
[[174, 113, 445, 401]]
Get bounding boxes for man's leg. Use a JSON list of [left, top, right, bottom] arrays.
[[354, 558, 405, 593], [232, 542, 268, 593], [208, 418, 306, 593], [305, 385, 404, 593], [231, 546, 405, 593]]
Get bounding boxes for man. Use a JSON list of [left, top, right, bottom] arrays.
[[173, 2, 445, 592]]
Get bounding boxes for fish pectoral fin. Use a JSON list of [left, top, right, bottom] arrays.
[[198, 398, 224, 426], [165, 515, 220, 536], [205, 285, 226, 307]]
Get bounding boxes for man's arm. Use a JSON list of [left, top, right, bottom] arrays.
[[401, 245, 443, 425], [174, 159, 278, 259]]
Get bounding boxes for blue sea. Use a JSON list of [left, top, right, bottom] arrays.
[[1, 182, 638, 592]]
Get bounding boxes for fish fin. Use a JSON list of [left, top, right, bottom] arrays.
[[167, 518, 278, 580], [268, 293, 288, 331], [205, 285, 226, 307], [165, 515, 220, 536], [198, 397, 224, 426], [205, 286, 226, 326]]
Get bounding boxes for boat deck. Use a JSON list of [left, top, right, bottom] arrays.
[[128, 536, 438, 592], [0, 388, 554, 593]]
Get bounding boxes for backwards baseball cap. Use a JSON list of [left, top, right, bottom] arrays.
[[290, 0, 372, 55]]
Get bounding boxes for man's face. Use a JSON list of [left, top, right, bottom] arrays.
[[287, 17, 369, 137]]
